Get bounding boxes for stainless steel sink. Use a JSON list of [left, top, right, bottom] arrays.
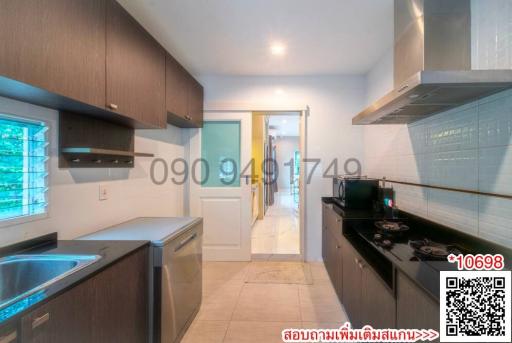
[[0, 254, 101, 311]]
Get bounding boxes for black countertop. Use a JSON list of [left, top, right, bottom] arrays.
[[322, 197, 512, 302], [0, 233, 149, 327]]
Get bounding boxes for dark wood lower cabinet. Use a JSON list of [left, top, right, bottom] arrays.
[[341, 242, 363, 328], [397, 272, 440, 342], [361, 266, 396, 329], [322, 203, 343, 301], [20, 247, 148, 343], [322, 200, 441, 333]]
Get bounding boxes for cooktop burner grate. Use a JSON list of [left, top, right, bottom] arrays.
[[375, 220, 410, 233], [409, 239, 462, 261]]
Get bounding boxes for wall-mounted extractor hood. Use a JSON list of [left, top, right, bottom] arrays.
[[353, 0, 512, 125]]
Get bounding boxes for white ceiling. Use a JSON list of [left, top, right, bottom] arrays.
[[118, 0, 394, 77], [268, 114, 300, 137]]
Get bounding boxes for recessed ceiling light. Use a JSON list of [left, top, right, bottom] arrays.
[[270, 43, 286, 56]]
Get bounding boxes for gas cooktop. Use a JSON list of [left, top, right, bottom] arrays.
[[359, 219, 468, 263]]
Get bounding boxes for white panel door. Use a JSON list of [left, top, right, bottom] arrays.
[[189, 112, 252, 261]]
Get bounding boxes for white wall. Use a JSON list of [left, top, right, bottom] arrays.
[[198, 75, 367, 261], [0, 96, 185, 247], [275, 136, 299, 190], [362, 0, 512, 249]]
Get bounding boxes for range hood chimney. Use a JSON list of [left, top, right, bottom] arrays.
[[353, 0, 512, 125]]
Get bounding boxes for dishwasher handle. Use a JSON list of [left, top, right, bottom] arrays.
[[174, 233, 198, 252]]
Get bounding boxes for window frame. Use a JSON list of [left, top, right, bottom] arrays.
[[0, 112, 49, 228]]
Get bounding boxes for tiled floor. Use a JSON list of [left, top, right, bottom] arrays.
[[252, 191, 300, 255], [182, 261, 349, 343]]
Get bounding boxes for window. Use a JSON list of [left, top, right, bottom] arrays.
[[0, 114, 48, 223], [201, 121, 241, 187]]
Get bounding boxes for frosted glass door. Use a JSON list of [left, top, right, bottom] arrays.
[[201, 121, 241, 187]]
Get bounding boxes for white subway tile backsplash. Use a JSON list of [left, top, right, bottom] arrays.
[[395, 154, 424, 184], [479, 91, 512, 148], [426, 149, 478, 189], [479, 146, 512, 195], [427, 190, 479, 236], [394, 184, 428, 218], [479, 196, 512, 248], [364, 88, 512, 248], [425, 105, 478, 154]]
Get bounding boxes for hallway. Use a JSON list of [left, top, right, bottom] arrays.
[[251, 191, 300, 255]]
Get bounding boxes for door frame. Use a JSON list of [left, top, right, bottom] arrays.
[[203, 106, 309, 261]]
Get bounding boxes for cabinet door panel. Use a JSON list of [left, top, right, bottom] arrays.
[[166, 54, 189, 119], [0, 0, 106, 108], [342, 243, 362, 328], [322, 205, 329, 263], [188, 77, 204, 127], [106, 0, 166, 128], [91, 248, 149, 343], [397, 272, 439, 341], [21, 282, 93, 343], [362, 266, 396, 329]]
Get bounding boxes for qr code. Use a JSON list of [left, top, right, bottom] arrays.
[[440, 271, 511, 342]]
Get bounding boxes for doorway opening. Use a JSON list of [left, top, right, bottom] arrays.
[[251, 111, 302, 259]]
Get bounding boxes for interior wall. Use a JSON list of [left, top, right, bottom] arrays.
[[198, 75, 367, 261], [275, 136, 299, 191], [362, 0, 512, 248], [251, 113, 265, 219], [0, 96, 185, 247]]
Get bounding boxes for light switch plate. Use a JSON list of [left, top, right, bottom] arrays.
[[99, 184, 109, 201]]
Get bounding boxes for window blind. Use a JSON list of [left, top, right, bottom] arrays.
[[0, 116, 48, 221]]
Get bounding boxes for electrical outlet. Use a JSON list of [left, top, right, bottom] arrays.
[[99, 184, 109, 201]]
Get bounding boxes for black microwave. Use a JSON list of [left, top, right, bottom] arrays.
[[332, 177, 379, 209]]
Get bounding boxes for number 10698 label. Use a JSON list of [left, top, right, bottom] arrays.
[[447, 254, 504, 271]]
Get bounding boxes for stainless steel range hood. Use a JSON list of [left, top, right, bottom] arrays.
[[353, 0, 512, 125]]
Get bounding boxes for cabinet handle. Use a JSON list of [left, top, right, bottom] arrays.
[[32, 312, 50, 329], [175, 233, 198, 252], [354, 257, 359, 265], [185, 115, 192, 121], [336, 245, 341, 249], [108, 103, 118, 110], [0, 331, 17, 343], [336, 218, 341, 223], [358, 262, 365, 269]]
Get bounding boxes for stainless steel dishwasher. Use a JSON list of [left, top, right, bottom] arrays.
[[80, 217, 203, 343]]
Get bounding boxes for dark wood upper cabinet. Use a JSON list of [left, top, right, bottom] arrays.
[[188, 77, 204, 127], [0, 0, 106, 108], [106, 0, 166, 129], [166, 54, 190, 120], [166, 54, 204, 128]]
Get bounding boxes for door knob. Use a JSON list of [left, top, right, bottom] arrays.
[[108, 103, 118, 110]]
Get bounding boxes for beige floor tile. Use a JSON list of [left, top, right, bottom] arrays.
[[232, 284, 301, 322], [251, 192, 300, 255], [224, 321, 301, 343], [196, 298, 239, 321], [203, 278, 245, 301], [308, 262, 330, 281], [181, 320, 229, 343], [301, 322, 346, 329], [245, 261, 312, 284], [203, 262, 250, 281], [299, 283, 347, 322]]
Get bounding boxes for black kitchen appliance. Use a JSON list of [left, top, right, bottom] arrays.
[[332, 176, 379, 209]]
